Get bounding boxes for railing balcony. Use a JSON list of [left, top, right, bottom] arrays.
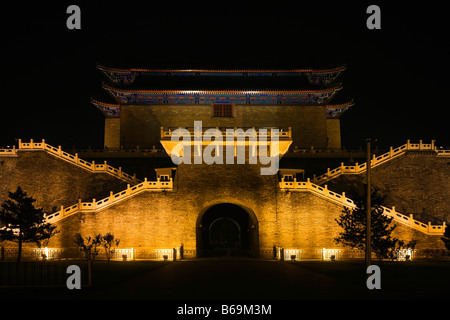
[[161, 127, 292, 140]]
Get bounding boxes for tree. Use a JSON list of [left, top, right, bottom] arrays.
[[441, 225, 450, 252], [74, 233, 102, 261], [389, 239, 417, 261], [74, 232, 121, 263], [101, 232, 120, 263], [334, 188, 399, 262], [0, 187, 58, 262]]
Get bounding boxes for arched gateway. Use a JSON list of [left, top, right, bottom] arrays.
[[196, 203, 259, 257]]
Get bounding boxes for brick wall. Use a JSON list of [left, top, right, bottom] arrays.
[[104, 118, 121, 149], [0, 156, 18, 207], [392, 223, 444, 250], [326, 118, 341, 149]]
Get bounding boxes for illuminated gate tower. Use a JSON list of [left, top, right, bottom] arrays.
[[92, 65, 353, 151]]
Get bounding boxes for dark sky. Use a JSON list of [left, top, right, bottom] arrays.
[[1, 1, 449, 149]]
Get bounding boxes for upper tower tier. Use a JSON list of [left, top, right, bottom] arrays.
[[92, 64, 352, 149], [96, 65, 348, 109]]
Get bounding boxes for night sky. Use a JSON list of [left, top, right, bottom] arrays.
[[1, 1, 448, 150]]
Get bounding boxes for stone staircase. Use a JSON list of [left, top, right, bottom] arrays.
[[0, 139, 141, 185], [279, 178, 446, 235], [312, 140, 449, 185]]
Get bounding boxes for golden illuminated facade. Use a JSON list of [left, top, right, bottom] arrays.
[[0, 65, 448, 260]]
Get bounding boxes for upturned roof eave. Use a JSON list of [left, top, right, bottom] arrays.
[[101, 82, 343, 94]]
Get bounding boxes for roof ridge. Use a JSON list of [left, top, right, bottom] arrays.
[[97, 64, 347, 74]]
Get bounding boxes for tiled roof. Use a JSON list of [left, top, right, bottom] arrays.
[[102, 83, 343, 94]]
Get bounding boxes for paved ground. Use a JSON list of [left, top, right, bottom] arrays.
[[87, 257, 362, 300], [2, 257, 449, 301]]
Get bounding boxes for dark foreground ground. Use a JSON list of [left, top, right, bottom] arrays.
[[1, 257, 449, 302]]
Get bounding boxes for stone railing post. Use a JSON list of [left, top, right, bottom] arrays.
[[406, 139, 411, 149], [409, 214, 414, 228]]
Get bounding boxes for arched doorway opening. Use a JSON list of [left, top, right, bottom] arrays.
[[197, 203, 259, 257]]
